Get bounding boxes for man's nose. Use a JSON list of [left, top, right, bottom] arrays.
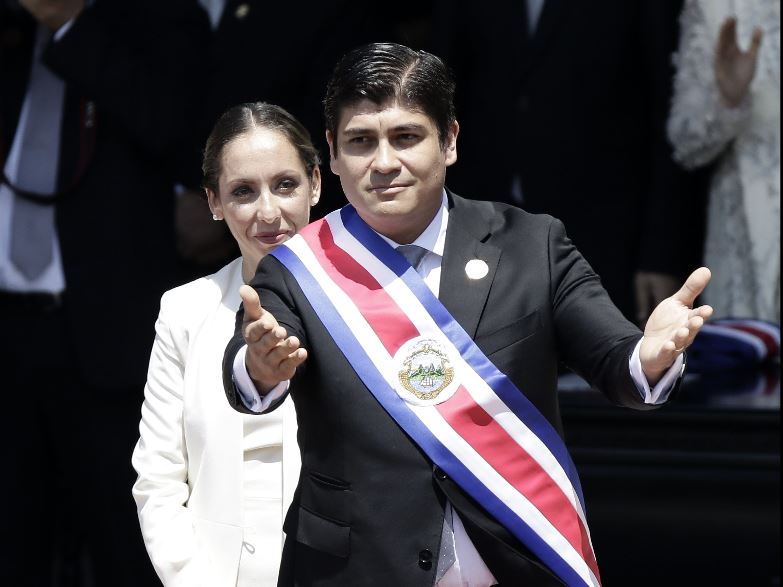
[[371, 141, 401, 174]]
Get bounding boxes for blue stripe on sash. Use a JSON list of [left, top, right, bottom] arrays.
[[270, 235, 589, 586], [339, 206, 586, 505]]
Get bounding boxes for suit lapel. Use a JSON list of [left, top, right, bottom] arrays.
[[439, 194, 501, 340]]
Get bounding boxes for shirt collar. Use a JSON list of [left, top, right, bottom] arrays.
[[375, 190, 449, 257]]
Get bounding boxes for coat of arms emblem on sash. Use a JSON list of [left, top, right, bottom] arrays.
[[395, 337, 458, 406]]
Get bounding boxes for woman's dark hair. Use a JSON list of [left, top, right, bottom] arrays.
[[202, 102, 320, 194], [324, 42, 456, 155]]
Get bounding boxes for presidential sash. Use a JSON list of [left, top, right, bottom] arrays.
[[270, 206, 601, 587]]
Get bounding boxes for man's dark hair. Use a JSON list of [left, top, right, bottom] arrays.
[[324, 43, 456, 155]]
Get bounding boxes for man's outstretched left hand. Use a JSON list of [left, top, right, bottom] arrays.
[[639, 267, 713, 385]]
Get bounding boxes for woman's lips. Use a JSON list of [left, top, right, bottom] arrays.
[[254, 231, 289, 245]]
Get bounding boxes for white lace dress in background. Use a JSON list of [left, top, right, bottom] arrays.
[[668, 0, 780, 322]]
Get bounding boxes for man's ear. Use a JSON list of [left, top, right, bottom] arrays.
[[326, 130, 339, 175], [445, 119, 459, 167]]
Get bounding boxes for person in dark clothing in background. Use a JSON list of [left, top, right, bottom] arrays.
[[175, 0, 435, 277], [433, 0, 707, 325], [0, 1, 209, 584]]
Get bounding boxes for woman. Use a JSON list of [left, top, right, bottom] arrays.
[[132, 102, 320, 585], [667, 0, 780, 322]]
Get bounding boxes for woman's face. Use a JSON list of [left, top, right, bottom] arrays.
[[207, 127, 320, 279]]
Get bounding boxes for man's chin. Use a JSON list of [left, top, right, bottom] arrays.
[[371, 202, 420, 222]]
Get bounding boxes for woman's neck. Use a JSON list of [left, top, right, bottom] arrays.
[[241, 256, 261, 284]]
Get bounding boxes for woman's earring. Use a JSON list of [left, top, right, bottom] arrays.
[[212, 214, 220, 221]]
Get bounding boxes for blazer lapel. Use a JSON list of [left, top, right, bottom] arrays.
[[439, 194, 501, 340]]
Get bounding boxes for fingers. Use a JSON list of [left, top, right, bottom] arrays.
[[278, 344, 308, 377], [689, 304, 714, 320], [664, 326, 690, 353], [246, 335, 308, 386], [717, 17, 763, 59], [684, 314, 705, 344], [269, 347, 308, 383], [240, 284, 263, 322], [716, 16, 738, 58], [749, 27, 764, 59], [240, 285, 286, 354], [245, 318, 285, 347], [673, 267, 711, 307], [264, 336, 303, 364], [664, 314, 707, 356]]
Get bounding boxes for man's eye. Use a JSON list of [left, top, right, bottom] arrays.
[[348, 136, 369, 144]]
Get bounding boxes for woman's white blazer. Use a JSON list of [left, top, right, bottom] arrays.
[[132, 258, 299, 586]]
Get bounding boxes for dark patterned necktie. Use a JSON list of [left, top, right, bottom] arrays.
[[396, 244, 428, 274]]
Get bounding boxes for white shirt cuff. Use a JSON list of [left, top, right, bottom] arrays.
[[629, 339, 684, 405], [232, 345, 289, 412]]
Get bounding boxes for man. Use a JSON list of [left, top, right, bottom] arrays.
[[0, 1, 208, 584], [222, 43, 711, 586]]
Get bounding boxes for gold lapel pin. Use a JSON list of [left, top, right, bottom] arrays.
[[465, 259, 489, 280]]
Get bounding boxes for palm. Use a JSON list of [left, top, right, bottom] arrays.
[[715, 17, 763, 107], [642, 298, 692, 363], [639, 268, 713, 382]]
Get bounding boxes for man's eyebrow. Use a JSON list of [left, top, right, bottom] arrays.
[[342, 123, 428, 135], [391, 123, 427, 132], [342, 127, 374, 135]]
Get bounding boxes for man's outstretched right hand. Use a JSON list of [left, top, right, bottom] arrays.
[[240, 284, 307, 394]]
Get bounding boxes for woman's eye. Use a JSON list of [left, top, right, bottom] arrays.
[[231, 186, 253, 197], [277, 179, 299, 193]]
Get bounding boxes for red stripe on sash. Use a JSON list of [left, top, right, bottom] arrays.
[[436, 386, 600, 580], [303, 221, 419, 356]]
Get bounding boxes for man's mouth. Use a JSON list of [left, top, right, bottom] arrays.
[[369, 183, 410, 195]]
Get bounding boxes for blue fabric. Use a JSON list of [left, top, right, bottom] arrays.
[[687, 319, 780, 373]]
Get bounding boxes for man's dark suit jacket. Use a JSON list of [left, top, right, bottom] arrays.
[[0, 0, 209, 389], [224, 193, 661, 586]]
